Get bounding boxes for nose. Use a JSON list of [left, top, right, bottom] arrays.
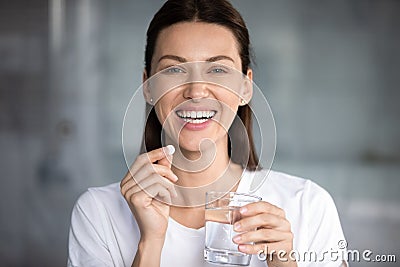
[[183, 82, 209, 101]]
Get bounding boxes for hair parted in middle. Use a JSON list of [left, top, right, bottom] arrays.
[[141, 0, 260, 171]]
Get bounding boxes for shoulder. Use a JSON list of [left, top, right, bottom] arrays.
[[269, 169, 333, 198], [70, 182, 134, 237], [73, 182, 127, 217], [76, 182, 121, 203], [247, 169, 327, 193], [245, 169, 335, 208], [68, 183, 131, 266], [267, 169, 309, 187], [87, 182, 122, 201]]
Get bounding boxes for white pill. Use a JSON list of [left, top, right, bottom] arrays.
[[166, 145, 175, 155]]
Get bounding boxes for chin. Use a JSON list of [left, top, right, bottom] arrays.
[[177, 131, 227, 153], [177, 137, 209, 152]]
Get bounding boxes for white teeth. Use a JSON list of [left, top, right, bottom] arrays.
[[182, 118, 208, 124], [176, 110, 216, 120]]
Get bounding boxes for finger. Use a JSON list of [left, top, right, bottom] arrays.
[[121, 161, 178, 189], [233, 228, 292, 244], [123, 145, 175, 184], [124, 174, 178, 198], [238, 242, 268, 255], [120, 177, 137, 196], [234, 213, 290, 232], [238, 241, 293, 256], [158, 153, 173, 168], [133, 163, 178, 183], [121, 168, 134, 188], [157, 146, 175, 168], [145, 145, 175, 163], [125, 184, 172, 208], [141, 183, 173, 204], [239, 201, 285, 218], [124, 183, 171, 208]]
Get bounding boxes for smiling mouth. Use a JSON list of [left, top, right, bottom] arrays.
[[176, 110, 217, 124]]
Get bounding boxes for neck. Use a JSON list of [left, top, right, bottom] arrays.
[[171, 138, 230, 188], [167, 136, 243, 207]]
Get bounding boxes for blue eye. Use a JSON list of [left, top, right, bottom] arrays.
[[164, 67, 185, 73], [209, 67, 228, 74]]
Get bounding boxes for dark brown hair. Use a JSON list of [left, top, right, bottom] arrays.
[[141, 0, 260, 170]]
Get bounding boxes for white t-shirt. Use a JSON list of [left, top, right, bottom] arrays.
[[67, 169, 347, 267]]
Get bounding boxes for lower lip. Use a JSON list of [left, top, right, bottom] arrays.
[[178, 117, 213, 131]]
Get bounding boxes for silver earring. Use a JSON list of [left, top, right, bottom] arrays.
[[150, 98, 153, 103], [241, 99, 246, 105]]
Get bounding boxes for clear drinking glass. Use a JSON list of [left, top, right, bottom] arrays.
[[204, 191, 262, 266]]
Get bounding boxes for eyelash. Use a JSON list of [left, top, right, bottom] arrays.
[[163, 66, 186, 73], [208, 67, 228, 74], [161, 65, 229, 74]]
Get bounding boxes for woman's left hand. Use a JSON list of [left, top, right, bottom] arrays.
[[232, 201, 297, 267]]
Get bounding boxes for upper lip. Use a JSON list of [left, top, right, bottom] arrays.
[[175, 104, 218, 111]]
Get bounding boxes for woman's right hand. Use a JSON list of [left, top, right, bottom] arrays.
[[120, 145, 178, 243]]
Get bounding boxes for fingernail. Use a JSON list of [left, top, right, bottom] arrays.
[[165, 145, 175, 155], [234, 222, 241, 231], [233, 235, 241, 243], [238, 244, 247, 252], [173, 174, 179, 181], [240, 207, 248, 214]]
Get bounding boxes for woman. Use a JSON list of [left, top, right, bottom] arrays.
[[68, 0, 347, 266]]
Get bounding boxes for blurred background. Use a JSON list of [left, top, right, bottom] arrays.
[[1, 0, 399, 266]]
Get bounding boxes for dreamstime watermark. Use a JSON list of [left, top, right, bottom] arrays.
[[257, 240, 397, 263]]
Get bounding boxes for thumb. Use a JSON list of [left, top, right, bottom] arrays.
[[158, 145, 175, 168]]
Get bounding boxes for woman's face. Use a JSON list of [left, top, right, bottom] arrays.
[[146, 22, 252, 153]]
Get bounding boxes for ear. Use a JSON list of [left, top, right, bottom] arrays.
[[142, 69, 153, 105], [239, 68, 253, 106]]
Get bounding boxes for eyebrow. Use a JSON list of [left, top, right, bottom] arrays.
[[158, 55, 235, 63]]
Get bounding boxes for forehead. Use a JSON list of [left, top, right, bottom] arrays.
[[153, 22, 240, 62]]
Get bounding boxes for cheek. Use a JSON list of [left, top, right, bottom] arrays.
[[154, 93, 178, 123], [154, 102, 170, 124], [215, 93, 240, 130], [216, 91, 240, 111]]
